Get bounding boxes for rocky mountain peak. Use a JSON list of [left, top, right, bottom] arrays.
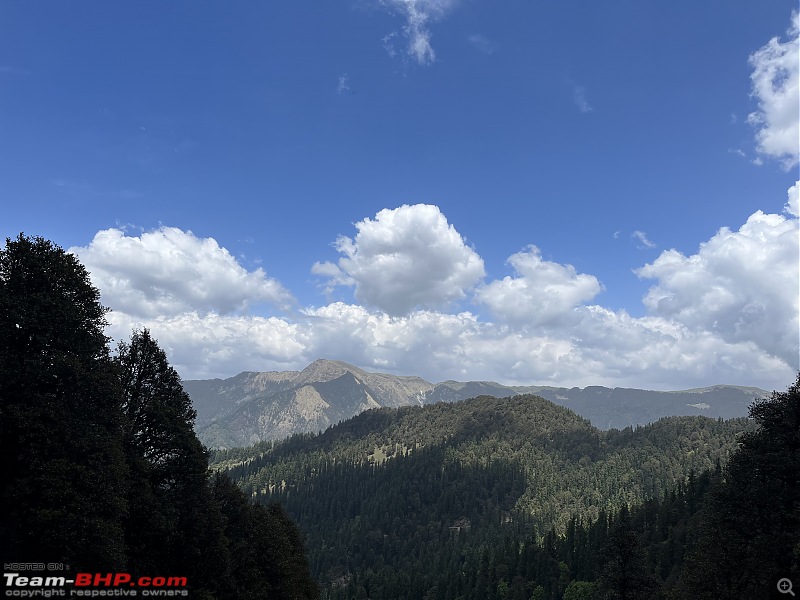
[[295, 359, 365, 386]]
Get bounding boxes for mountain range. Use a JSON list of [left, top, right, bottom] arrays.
[[183, 359, 766, 448], [211, 393, 755, 597]]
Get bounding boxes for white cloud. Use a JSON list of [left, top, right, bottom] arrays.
[[106, 311, 307, 380], [565, 306, 791, 389], [110, 299, 792, 390], [379, 0, 458, 64], [786, 180, 799, 217], [632, 230, 657, 249], [310, 260, 354, 298], [311, 260, 352, 282], [316, 204, 485, 315], [475, 246, 602, 329], [70, 227, 293, 318], [573, 86, 593, 113], [73, 189, 798, 391], [303, 303, 484, 374], [747, 11, 800, 168], [637, 208, 799, 368]]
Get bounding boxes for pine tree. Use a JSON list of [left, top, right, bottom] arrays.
[[115, 329, 227, 593], [0, 234, 128, 568], [682, 375, 800, 599], [597, 506, 657, 600], [0, 235, 319, 597]]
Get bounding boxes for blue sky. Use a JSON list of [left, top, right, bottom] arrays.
[[1, 1, 798, 390]]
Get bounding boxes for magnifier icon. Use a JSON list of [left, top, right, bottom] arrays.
[[778, 578, 795, 596]]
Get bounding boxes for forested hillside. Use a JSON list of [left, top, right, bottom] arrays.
[[0, 235, 318, 599], [212, 393, 762, 598]]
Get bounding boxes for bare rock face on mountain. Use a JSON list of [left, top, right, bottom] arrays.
[[192, 360, 435, 448], [183, 359, 767, 448], [182, 370, 299, 430], [292, 359, 434, 408]]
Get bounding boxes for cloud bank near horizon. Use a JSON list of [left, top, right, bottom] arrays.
[[70, 183, 799, 391]]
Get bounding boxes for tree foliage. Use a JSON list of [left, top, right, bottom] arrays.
[[682, 375, 800, 599], [0, 234, 127, 568], [0, 234, 318, 598], [213, 390, 754, 599], [116, 329, 228, 592]]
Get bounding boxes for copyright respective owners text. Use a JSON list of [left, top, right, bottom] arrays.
[[4, 565, 189, 598]]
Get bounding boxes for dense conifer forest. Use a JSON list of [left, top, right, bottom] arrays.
[[213, 381, 799, 599], [0, 235, 319, 599]]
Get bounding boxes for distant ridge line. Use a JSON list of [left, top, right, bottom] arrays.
[[181, 359, 768, 448]]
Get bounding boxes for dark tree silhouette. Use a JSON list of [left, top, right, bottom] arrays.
[[1, 235, 318, 599], [682, 375, 800, 599], [116, 329, 227, 591], [0, 234, 128, 568], [597, 506, 657, 600]]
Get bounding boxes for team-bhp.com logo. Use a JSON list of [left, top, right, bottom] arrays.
[[4, 571, 188, 597]]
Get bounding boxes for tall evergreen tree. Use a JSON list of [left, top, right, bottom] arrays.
[[117, 329, 319, 598], [115, 329, 227, 593], [0, 234, 128, 568], [597, 506, 657, 600], [0, 235, 319, 598], [682, 376, 800, 599]]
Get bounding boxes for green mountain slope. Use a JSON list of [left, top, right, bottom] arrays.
[[213, 394, 750, 597]]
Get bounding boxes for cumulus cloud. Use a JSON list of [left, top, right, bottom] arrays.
[[73, 188, 798, 391], [109, 299, 793, 390], [748, 11, 799, 168], [106, 311, 308, 380], [379, 0, 458, 64], [311, 259, 353, 283], [637, 208, 799, 368], [786, 180, 799, 217], [565, 306, 791, 389], [315, 204, 485, 315], [70, 227, 293, 318], [303, 303, 483, 373], [475, 246, 603, 329]]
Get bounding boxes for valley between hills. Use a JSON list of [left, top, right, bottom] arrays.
[[189, 359, 797, 599]]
